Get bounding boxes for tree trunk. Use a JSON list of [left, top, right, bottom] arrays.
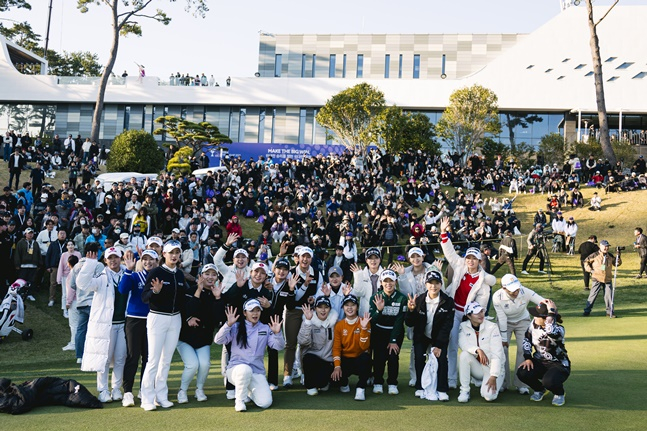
[[90, 1, 120, 143], [586, 0, 616, 165]]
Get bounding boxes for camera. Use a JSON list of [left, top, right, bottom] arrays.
[[616, 246, 625, 251]]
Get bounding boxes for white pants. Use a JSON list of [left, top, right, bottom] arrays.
[[226, 364, 272, 409], [177, 341, 211, 391], [67, 300, 79, 346], [459, 351, 504, 401], [141, 313, 181, 406], [447, 310, 464, 385], [272, 231, 286, 243], [60, 275, 68, 311], [97, 322, 126, 393], [503, 318, 530, 390]]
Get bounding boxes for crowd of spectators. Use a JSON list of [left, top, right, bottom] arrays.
[[167, 73, 231, 87]]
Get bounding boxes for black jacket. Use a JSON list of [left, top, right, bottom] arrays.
[[142, 266, 187, 315], [179, 283, 225, 348], [221, 281, 275, 324], [405, 290, 455, 349], [578, 240, 599, 262]]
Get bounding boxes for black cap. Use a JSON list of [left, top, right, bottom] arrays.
[[342, 294, 359, 306], [274, 258, 290, 269], [528, 303, 550, 317], [365, 247, 381, 259], [314, 296, 332, 308], [425, 270, 443, 284]]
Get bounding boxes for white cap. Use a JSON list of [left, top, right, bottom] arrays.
[[105, 247, 123, 258], [501, 274, 522, 292], [146, 237, 163, 247], [141, 249, 159, 260], [201, 263, 218, 274], [163, 241, 182, 253], [233, 248, 249, 258], [407, 247, 425, 258], [251, 262, 269, 273], [465, 301, 484, 316], [296, 247, 313, 257], [243, 298, 262, 311], [465, 247, 482, 260], [380, 269, 397, 281], [119, 232, 129, 239]]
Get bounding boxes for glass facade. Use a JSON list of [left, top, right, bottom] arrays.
[[329, 54, 336, 78], [274, 54, 282, 77], [357, 54, 364, 78], [384, 54, 390, 78], [413, 54, 421, 79]]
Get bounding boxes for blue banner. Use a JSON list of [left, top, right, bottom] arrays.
[[203, 142, 347, 166]]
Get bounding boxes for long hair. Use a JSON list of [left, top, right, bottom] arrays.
[[235, 318, 249, 349]]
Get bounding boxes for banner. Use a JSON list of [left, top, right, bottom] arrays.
[[203, 142, 347, 167]]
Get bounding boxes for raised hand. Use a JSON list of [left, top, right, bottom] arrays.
[[350, 263, 362, 273], [373, 293, 385, 312], [226, 232, 239, 247], [287, 273, 299, 292], [123, 250, 136, 271], [279, 241, 289, 257], [390, 262, 405, 275], [86, 250, 98, 260], [433, 259, 444, 270], [269, 314, 282, 334], [225, 306, 239, 327], [440, 216, 451, 233], [211, 280, 222, 299], [235, 269, 248, 287], [407, 293, 417, 311], [151, 278, 163, 294], [258, 296, 270, 309], [302, 303, 314, 320], [321, 283, 331, 297], [359, 311, 371, 329], [341, 282, 352, 296]]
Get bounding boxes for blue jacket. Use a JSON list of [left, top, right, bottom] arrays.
[[118, 269, 150, 318]]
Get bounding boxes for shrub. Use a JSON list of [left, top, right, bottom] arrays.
[[166, 146, 193, 175], [107, 129, 165, 173]]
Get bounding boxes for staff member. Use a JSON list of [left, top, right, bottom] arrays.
[[490, 230, 517, 276], [583, 240, 621, 318], [633, 227, 647, 278], [516, 299, 570, 406], [492, 274, 544, 394], [577, 235, 598, 290]]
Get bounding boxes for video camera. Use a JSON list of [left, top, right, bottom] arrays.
[[616, 246, 626, 252]]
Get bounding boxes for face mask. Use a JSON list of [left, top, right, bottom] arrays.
[[92, 229, 100, 236], [114, 228, 121, 234], [41, 198, 47, 202], [80, 219, 86, 225]]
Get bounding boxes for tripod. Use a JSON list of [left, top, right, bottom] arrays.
[[528, 240, 560, 290], [609, 250, 621, 318]]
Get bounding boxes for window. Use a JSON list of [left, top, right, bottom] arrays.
[[607, 76, 619, 82], [301, 54, 306, 78], [329, 54, 336, 78], [526, 65, 534, 69], [312, 54, 316, 77], [562, 58, 571, 63], [384, 54, 390, 78], [632, 72, 647, 79], [124, 106, 130, 130], [356, 54, 364, 78], [413, 54, 420, 79], [574, 64, 586, 70], [616, 62, 634, 70], [180, 106, 187, 120], [398, 54, 403, 79], [258, 108, 266, 143], [342, 54, 347, 78], [605, 57, 617, 62], [238, 108, 246, 143], [274, 54, 282, 77], [585, 71, 594, 77], [557, 76, 565, 80], [545, 68, 553, 73], [298, 108, 307, 143]]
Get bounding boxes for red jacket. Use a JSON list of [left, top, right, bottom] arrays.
[[226, 221, 243, 237]]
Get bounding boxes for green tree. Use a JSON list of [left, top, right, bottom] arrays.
[[316, 82, 385, 154], [49, 51, 102, 77], [166, 146, 193, 174], [573, 138, 635, 168], [107, 129, 165, 173], [435, 84, 501, 165], [480, 137, 509, 168], [0, 0, 30, 12], [503, 113, 543, 152], [377, 107, 439, 156], [153, 115, 231, 157], [77, 0, 209, 143], [538, 133, 566, 166]]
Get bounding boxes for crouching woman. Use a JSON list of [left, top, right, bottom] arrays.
[[214, 299, 285, 412]]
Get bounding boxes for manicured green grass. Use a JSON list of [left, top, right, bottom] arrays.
[[2, 168, 647, 430]]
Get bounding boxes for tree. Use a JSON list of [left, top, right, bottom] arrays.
[[377, 107, 440, 156], [538, 133, 566, 166], [503, 113, 542, 153], [0, 0, 30, 12], [585, 0, 618, 165], [77, 0, 209, 143], [153, 116, 231, 157], [316, 82, 385, 154], [435, 84, 501, 165], [107, 129, 165, 173], [166, 146, 193, 174]]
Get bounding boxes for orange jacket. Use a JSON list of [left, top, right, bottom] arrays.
[[332, 318, 371, 367]]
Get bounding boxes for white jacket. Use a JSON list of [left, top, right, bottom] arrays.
[[458, 319, 505, 377], [551, 218, 566, 234], [77, 259, 120, 373], [398, 262, 438, 297], [564, 222, 578, 238], [351, 266, 383, 315], [36, 228, 58, 256], [492, 287, 544, 342], [441, 236, 495, 310], [214, 246, 252, 293]]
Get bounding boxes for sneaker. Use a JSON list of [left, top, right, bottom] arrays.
[[62, 343, 75, 351], [340, 385, 350, 393], [388, 385, 399, 395], [552, 394, 566, 406], [195, 389, 207, 402], [291, 367, 302, 379], [98, 390, 113, 403], [226, 389, 236, 400], [414, 389, 424, 398], [48, 300, 54, 307], [530, 390, 548, 402], [283, 375, 293, 388], [155, 399, 173, 408], [111, 388, 123, 401], [269, 384, 278, 391], [300, 374, 305, 386], [373, 384, 383, 394], [76, 358, 82, 364], [27, 295, 35, 302], [177, 389, 188, 404], [408, 378, 416, 387], [518, 387, 530, 395], [63, 309, 69, 318], [354, 388, 365, 401], [141, 403, 156, 411], [122, 392, 135, 407], [235, 401, 247, 412], [635, 274, 643, 279], [521, 270, 529, 275], [437, 392, 449, 402], [457, 391, 470, 403], [448, 381, 457, 389], [607, 313, 617, 318], [582, 311, 590, 317], [538, 270, 547, 274], [306, 388, 318, 396]]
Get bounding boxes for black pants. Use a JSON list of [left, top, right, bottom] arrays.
[[522, 249, 544, 271], [640, 255, 647, 276], [372, 326, 402, 386], [413, 338, 449, 392], [491, 257, 516, 276], [581, 261, 591, 288], [340, 353, 371, 389], [302, 353, 333, 390], [8, 170, 20, 189], [516, 358, 569, 396], [123, 317, 148, 393], [267, 347, 278, 386]]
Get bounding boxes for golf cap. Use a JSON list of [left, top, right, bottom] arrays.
[[365, 247, 381, 259], [315, 296, 332, 308], [297, 247, 314, 257], [328, 266, 343, 277], [172, 228, 180, 234], [24, 227, 34, 234], [380, 269, 397, 281], [274, 258, 290, 269], [407, 247, 424, 258], [234, 248, 249, 258], [243, 298, 262, 311], [501, 274, 522, 292], [201, 263, 218, 274], [465, 301, 484, 316], [105, 247, 123, 258], [251, 262, 268, 272], [74, 198, 84, 205], [425, 270, 443, 284], [119, 232, 129, 239], [163, 241, 182, 253], [600, 240, 610, 247], [342, 294, 359, 306], [141, 249, 159, 260], [465, 247, 482, 260], [147, 236, 163, 247]]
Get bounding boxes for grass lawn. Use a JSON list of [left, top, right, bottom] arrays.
[[1, 168, 646, 430]]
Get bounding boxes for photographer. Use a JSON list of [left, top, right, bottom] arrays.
[[521, 224, 547, 275], [633, 227, 647, 279], [583, 240, 621, 318]]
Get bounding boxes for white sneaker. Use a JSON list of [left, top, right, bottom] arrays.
[[388, 385, 399, 395], [122, 392, 135, 407], [283, 375, 293, 388], [62, 343, 75, 351], [269, 384, 278, 391], [438, 392, 449, 402], [320, 384, 330, 392], [340, 385, 350, 393], [63, 309, 69, 318], [291, 367, 302, 379], [457, 391, 470, 403], [538, 270, 547, 274], [98, 390, 112, 403], [354, 388, 365, 401], [177, 389, 188, 404], [27, 295, 36, 302], [414, 389, 424, 398], [521, 270, 529, 275], [518, 387, 530, 395], [111, 388, 123, 401], [195, 389, 207, 402], [306, 388, 318, 396], [226, 389, 236, 400], [373, 384, 383, 394], [155, 399, 173, 408], [141, 403, 156, 411], [235, 401, 247, 412], [408, 378, 416, 387], [48, 300, 54, 307], [76, 358, 82, 364]]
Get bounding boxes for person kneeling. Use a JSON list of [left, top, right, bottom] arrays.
[[214, 299, 285, 412], [331, 295, 371, 401], [457, 302, 505, 403], [298, 298, 338, 396]]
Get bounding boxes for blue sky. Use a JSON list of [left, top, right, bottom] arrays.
[[3, 0, 643, 82]]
